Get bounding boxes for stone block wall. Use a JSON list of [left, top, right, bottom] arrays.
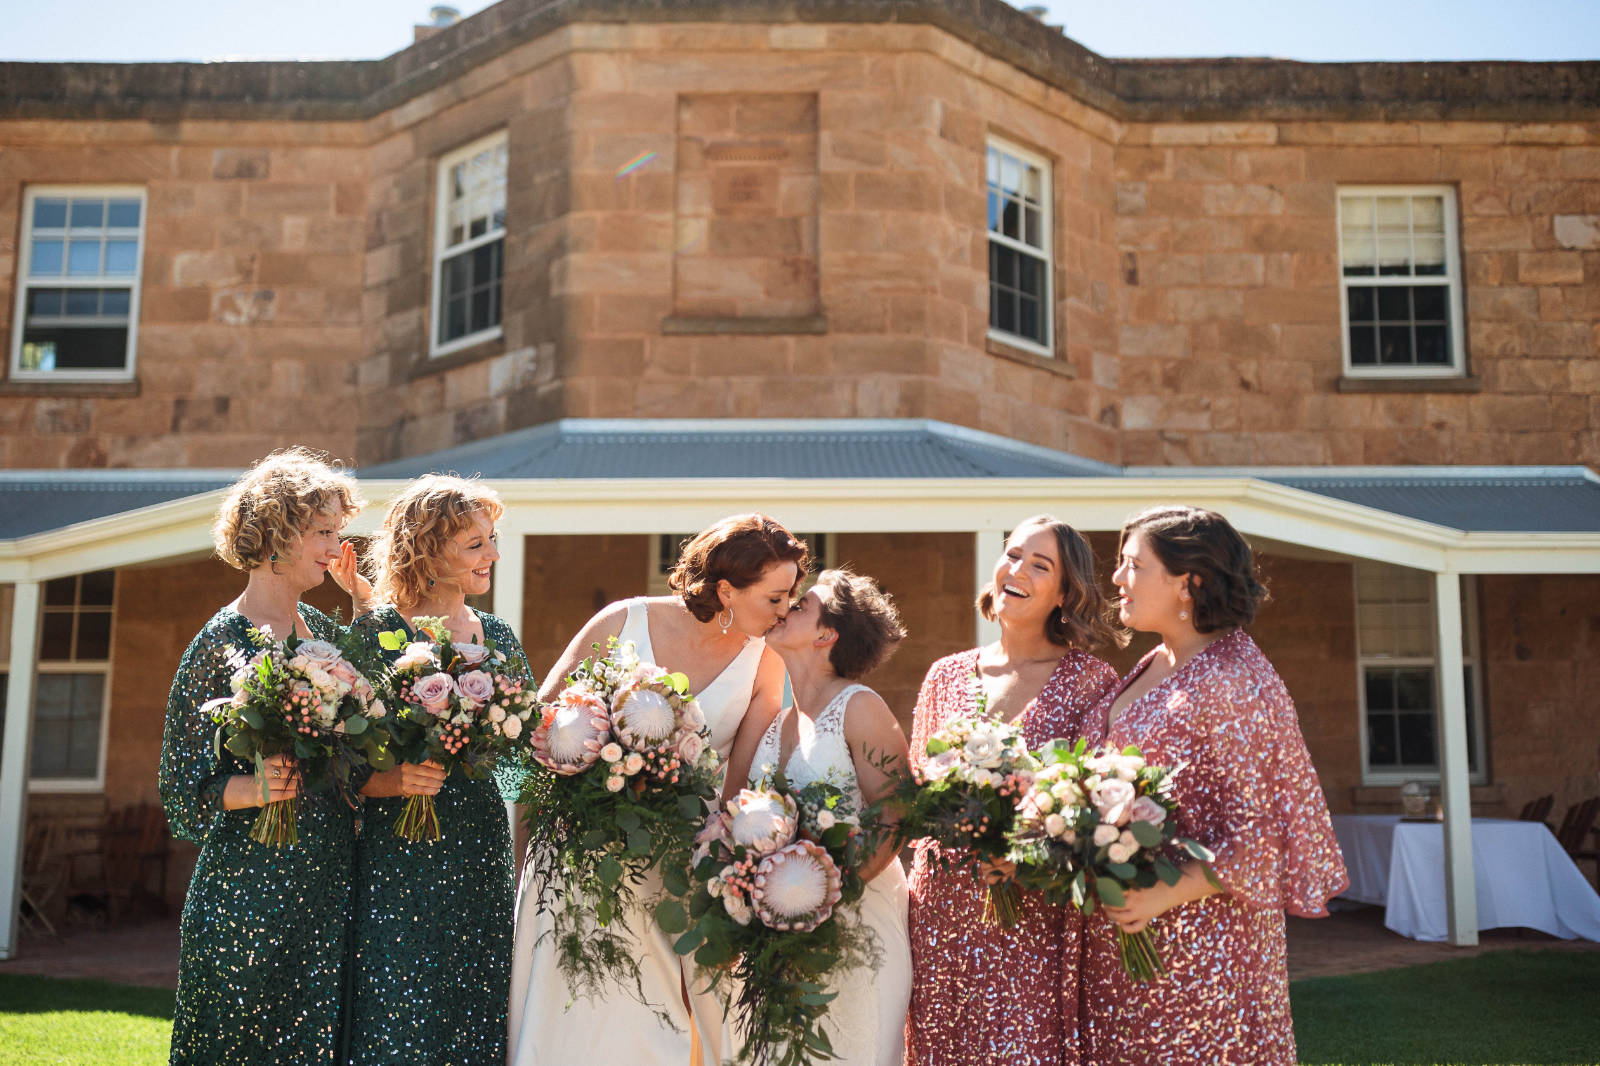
[[0, 120, 368, 469]]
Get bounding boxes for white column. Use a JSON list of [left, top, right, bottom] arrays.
[[974, 530, 1004, 648], [493, 533, 529, 846], [0, 581, 41, 961], [1434, 571, 1477, 947]]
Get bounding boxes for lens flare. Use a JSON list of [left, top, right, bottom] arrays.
[[615, 151, 657, 178]]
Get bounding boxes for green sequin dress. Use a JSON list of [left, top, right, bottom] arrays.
[[344, 607, 531, 1066], [159, 605, 358, 1066]]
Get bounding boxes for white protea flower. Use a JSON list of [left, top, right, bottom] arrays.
[[611, 680, 680, 750], [533, 687, 611, 774], [751, 840, 843, 932], [727, 788, 798, 855]]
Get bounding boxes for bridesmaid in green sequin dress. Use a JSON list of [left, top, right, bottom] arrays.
[[158, 448, 365, 1065], [340, 475, 531, 1066]]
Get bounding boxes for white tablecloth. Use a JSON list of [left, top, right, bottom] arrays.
[[1330, 814, 1600, 942]]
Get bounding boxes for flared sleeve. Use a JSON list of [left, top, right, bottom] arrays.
[[158, 613, 251, 844], [1187, 634, 1349, 917]]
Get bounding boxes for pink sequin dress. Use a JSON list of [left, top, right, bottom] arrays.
[[906, 648, 1119, 1066], [1070, 628, 1348, 1066]]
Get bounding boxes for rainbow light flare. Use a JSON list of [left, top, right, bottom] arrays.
[[615, 151, 657, 178]]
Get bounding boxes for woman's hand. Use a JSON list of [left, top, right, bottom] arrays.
[[329, 541, 374, 616], [222, 754, 301, 810], [1102, 862, 1221, 933], [977, 857, 1016, 886], [360, 759, 448, 798]]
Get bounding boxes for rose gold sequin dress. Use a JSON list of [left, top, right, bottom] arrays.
[[906, 648, 1119, 1066], [1070, 628, 1348, 1066]]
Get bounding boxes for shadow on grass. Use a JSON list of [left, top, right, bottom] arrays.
[[1292, 949, 1599, 1065], [0, 973, 174, 1020]]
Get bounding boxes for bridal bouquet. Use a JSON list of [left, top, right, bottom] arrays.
[[524, 638, 720, 1011], [204, 627, 387, 847], [1006, 739, 1215, 980], [888, 709, 1038, 925], [370, 616, 539, 841], [669, 775, 872, 1066]]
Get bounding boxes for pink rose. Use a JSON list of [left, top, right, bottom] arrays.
[[294, 640, 341, 668], [412, 672, 454, 713], [454, 642, 490, 666], [1091, 778, 1137, 826], [1107, 841, 1137, 864], [328, 659, 360, 689], [1128, 795, 1167, 826], [455, 669, 495, 706], [501, 716, 522, 740]]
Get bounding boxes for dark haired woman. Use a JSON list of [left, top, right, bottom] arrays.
[[507, 513, 806, 1066], [905, 516, 1120, 1066], [1071, 505, 1347, 1066], [737, 567, 911, 1066]]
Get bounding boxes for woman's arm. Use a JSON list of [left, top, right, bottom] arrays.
[[719, 646, 787, 802], [843, 688, 911, 882]]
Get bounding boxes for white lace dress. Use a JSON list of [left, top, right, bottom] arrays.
[[507, 598, 765, 1066], [746, 683, 912, 1066]]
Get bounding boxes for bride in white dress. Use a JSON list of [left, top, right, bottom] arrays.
[[729, 567, 914, 1066], [507, 515, 806, 1066]]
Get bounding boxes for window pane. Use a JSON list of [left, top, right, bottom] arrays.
[[1415, 325, 1450, 365], [75, 611, 112, 661], [1024, 206, 1041, 249], [33, 197, 68, 229], [1367, 712, 1398, 767], [65, 289, 99, 316], [28, 289, 65, 316], [1414, 236, 1446, 275], [106, 200, 141, 228], [993, 285, 1016, 333], [1395, 668, 1435, 711], [30, 673, 104, 779], [67, 241, 102, 276], [44, 576, 77, 607], [1412, 286, 1446, 321], [1001, 197, 1020, 240], [1379, 325, 1413, 365], [1347, 287, 1375, 323], [987, 191, 1001, 233], [1341, 234, 1375, 275], [104, 240, 139, 274], [1019, 296, 1039, 344], [69, 200, 104, 229], [1411, 195, 1444, 233], [1377, 287, 1411, 321], [40, 614, 74, 661], [1397, 712, 1437, 766], [102, 289, 131, 316], [79, 570, 114, 606], [1018, 255, 1041, 300], [1365, 670, 1396, 710], [1377, 237, 1411, 276], [30, 240, 64, 277], [1349, 325, 1377, 365], [20, 325, 130, 371]]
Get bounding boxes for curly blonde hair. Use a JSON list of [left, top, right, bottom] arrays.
[[366, 474, 505, 609], [212, 447, 363, 571]]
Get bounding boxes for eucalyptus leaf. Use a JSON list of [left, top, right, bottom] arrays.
[[597, 855, 623, 887], [343, 714, 369, 736], [1095, 877, 1126, 908], [1128, 820, 1163, 849], [240, 707, 264, 731], [654, 898, 687, 935], [673, 927, 705, 955], [661, 863, 690, 898]]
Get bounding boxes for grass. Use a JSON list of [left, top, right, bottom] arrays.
[[1292, 949, 1600, 1065], [0, 975, 173, 1066], [1, 950, 1596, 1065]]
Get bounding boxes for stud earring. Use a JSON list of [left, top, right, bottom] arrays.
[[428, 578, 435, 589], [270, 552, 277, 562], [717, 607, 733, 635]]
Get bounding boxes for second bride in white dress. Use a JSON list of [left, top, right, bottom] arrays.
[[729, 567, 914, 1066], [507, 515, 806, 1066]]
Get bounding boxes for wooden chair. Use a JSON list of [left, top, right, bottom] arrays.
[[1518, 794, 1554, 823], [20, 819, 67, 939], [1555, 797, 1600, 888]]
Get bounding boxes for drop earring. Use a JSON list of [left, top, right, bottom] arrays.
[[428, 578, 435, 589], [717, 607, 733, 635], [269, 552, 276, 561]]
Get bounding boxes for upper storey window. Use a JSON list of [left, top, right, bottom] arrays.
[[432, 131, 508, 357], [986, 139, 1053, 357], [11, 187, 146, 382], [1338, 186, 1465, 377]]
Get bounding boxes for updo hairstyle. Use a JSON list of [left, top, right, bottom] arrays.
[[812, 568, 907, 680], [1119, 505, 1268, 632], [212, 447, 363, 571], [366, 474, 504, 608], [978, 515, 1123, 652], [668, 513, 810, 622]]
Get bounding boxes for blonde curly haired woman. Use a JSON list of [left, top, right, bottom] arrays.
[[158, 447, 363, 1065], [342, 474, 534, 1066]]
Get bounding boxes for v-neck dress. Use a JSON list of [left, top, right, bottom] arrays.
[[343, 606, 532, 1066], [507, 597, 765, 1066], [1068, 628, 1347, 1066], [904, 647, 1119, 1066]]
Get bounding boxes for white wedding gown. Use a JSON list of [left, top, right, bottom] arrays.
[[744, 683, 912, 1066], [507, 598, 765, 1066]]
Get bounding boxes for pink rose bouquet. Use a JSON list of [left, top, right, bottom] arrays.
[[1006, 739, 1216, 981], [669, 774, 871, 1066], [371, 616, 538, 841], [203, 627, 386, 847]]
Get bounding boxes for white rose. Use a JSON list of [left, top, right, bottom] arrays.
[[963, 731, 1004, 769], [488, 705, 507, 723], [501, 716, 522, 739], [815, 809, 836, 830], [1107, 841, 1137, 864], [677, 732, 705, 765], [1092, 824, 1120, 848], [1044, 813, 1068, 838], [922, 749, 960, 782], [722, 892, 753, 926], [1033, 791, 1055, 814], [364, 698, 387, 720]]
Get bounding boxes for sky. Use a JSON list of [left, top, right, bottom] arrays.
[[3, 0, 1597, 63]]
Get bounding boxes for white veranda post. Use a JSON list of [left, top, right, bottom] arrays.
[[974, 529, 1004, 648], [494, 532, 528, 838], [1433, 571, 1478, 947], [0, 582, 41, 961]]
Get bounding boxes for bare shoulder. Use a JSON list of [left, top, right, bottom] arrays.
[[842, 687, 902, 738]]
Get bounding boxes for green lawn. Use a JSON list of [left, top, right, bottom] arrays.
[[1292, 950, 1600, 1065], [2, 950, 1596, 1065]]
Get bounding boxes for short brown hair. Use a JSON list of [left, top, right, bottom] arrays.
[[212, 447, 363, 571], [813, 568, 907, 680], [1119, 505, 1267, 633], [366, 474, 505, 608], [978, 515, 1122, 652], [668, 514, 810, 622]]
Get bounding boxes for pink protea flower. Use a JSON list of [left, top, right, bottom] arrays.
[[727, 788, 798, 855], [611, 679, 680, 750], [532, 686, 611, 774], [751, 839, 843, 932]]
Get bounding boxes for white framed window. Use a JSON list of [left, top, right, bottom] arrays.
[[29, 571, 115, 791], [10, 187, 146, 382], [647, 533, 836, 597], [1337, 186, 1465, 377], [1354, 562, 1486, 786], [431, 131, 508, 357], [986, 138, 1053, 357]]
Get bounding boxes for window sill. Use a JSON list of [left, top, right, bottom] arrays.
[[660, 315, 828, 336], [0, 378, 140, 398], [986, 336, 1075, 378], [411, 334, 507, 380], [1337, 375, 1480, 394]]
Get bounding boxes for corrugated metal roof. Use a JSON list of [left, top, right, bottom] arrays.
[[0, 473, 233, 539], [1264, 473, 1600, 533]]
